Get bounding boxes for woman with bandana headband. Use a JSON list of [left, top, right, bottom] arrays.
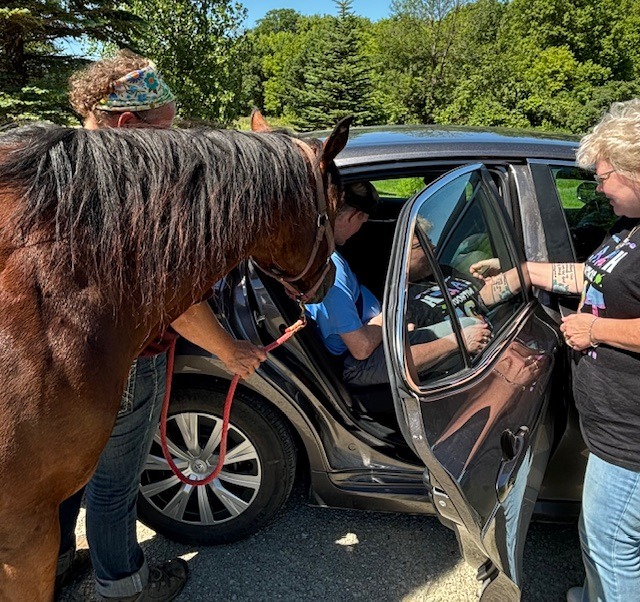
[[55, 50, 267, 602], [68, 49, 177, 130]]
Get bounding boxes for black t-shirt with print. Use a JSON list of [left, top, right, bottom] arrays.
[[574, 217, 640, 471], [407, 271, 487, 328]]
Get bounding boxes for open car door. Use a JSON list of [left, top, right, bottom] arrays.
[[383, 164, 562, 600]]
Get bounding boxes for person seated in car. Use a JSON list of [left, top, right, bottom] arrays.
[[306, 182, 491, 387], [407, 227, 498, 333]]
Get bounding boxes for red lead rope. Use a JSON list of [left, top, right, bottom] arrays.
[[159, 318, 306, 487]]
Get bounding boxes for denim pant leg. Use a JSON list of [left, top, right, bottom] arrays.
[[342, 345, 389, 386], [85, 352, 168, 598], [579, 453, 640, 602], [57, 488, 85, 575]]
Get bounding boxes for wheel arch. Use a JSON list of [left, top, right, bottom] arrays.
[[170, 371, 318, 482]]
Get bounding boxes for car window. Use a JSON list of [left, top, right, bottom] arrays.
[[404, 169, 526, 386], [371, 177, 424, 201], [344, 174, 449, 299], [550, 166, 616, 261]]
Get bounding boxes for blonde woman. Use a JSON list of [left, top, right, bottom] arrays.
[[472, 100, 640, 602]]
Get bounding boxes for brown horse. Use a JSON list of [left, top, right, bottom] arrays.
[[0, 112, 350, 601]]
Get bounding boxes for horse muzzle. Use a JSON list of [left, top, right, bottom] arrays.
[[301, 258, 336, 304]]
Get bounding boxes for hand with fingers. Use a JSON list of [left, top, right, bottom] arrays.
[[469, 258, 502, 281], [560, 313, 598, 351], [461, 321, 492, 355], [218, 340, 268, 378]]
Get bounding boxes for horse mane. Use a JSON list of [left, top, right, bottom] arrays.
[[0, 123, 316, 315]]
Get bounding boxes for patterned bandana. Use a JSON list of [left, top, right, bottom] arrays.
[[95, 62, 175, 112]]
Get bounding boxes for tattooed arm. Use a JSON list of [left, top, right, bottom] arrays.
[[472, 261, 584, 306], [479, 269, 523, 306], [526, 262, 584, 294]]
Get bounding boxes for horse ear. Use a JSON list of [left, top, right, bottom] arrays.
[[320, 115, 353, 171], [251, 109, 271, 132]]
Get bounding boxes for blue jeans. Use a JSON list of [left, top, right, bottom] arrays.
[[58, 353, 168, 598], [578, 453, 640, 601], [342, 344, 388, 385]]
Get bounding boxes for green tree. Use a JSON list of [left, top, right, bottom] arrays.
[[289, 0, 379, 129], [501, 0, 640, 132], [0, 1, 139, 123], [373, 0, 470, 123], [127, 0, 248, 124], [434, 0, 532, 127], [241, 9, 305, 118], [435, 0, 640, 133]]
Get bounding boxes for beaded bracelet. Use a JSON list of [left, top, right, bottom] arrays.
[[589, 317, 599, 348]]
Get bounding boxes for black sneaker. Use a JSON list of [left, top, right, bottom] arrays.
[[99, 558, 189, 602], [54, 548, 92, 599]]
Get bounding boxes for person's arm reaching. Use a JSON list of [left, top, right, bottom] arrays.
[[171, 301, 267, 378], [469, 260, 584, 304], [526, 262, 584, 294]]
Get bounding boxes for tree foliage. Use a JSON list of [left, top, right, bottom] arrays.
[[126, 0, 247, 124], [0, 1, 139, 123], [287, 1, 379, 129], [372, 1, 471, 123], [4, 0, 640, 133]]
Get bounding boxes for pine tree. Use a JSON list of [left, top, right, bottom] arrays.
[[0, 1, 139, 123], [290, 0, 379, 130]]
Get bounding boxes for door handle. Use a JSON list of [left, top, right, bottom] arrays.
[[496, 426, 529, 503]]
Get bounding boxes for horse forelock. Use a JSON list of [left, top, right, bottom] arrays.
[[0, 123, 317, 319]]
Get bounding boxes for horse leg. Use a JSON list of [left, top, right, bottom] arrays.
[[0, 505, 60, 602], [0, 394, 119, 601]]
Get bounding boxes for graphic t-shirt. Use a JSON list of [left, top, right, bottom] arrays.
[[407, 271, 487, 328], [306, 252, 381, 356], [574, 217, 640, 470]]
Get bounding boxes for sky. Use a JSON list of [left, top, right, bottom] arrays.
[[60, 1, 392, 57], [240, 0, 391, 28]]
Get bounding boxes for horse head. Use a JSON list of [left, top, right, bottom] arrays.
[[249, 110, 351, 304]]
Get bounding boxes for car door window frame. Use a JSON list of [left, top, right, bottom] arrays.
[[386, 164, 532, 394], [527, 159, 578, 262]]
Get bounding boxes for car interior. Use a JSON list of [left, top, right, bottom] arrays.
[[257, 165, 615, 461], [258, 168, 497, 458], [552, 166, 616, 262]]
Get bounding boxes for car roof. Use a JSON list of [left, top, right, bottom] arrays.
[[308, 125, 579, 167]]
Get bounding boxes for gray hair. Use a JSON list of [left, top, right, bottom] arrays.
[[577, 99, 640, 182]]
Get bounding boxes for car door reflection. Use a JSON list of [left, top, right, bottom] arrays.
[[432, 339, 547, 474]]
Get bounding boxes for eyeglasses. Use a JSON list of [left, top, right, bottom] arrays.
[[593, 169, 615, 186]]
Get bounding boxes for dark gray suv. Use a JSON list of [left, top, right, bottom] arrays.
[[137, 126, 615, 600]]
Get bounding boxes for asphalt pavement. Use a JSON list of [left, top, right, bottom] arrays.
[[59, 485, 584, 602]]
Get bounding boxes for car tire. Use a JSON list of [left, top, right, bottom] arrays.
[[137, 385, 297, 545]]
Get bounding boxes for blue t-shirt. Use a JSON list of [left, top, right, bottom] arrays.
[[306, 252, 381, 355]]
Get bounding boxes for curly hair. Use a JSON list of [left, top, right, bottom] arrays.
[[577, 99, 640, 182], [69, 49, 150, 119]]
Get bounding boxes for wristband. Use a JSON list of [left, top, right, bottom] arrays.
[[588, 317, 599, 348]]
